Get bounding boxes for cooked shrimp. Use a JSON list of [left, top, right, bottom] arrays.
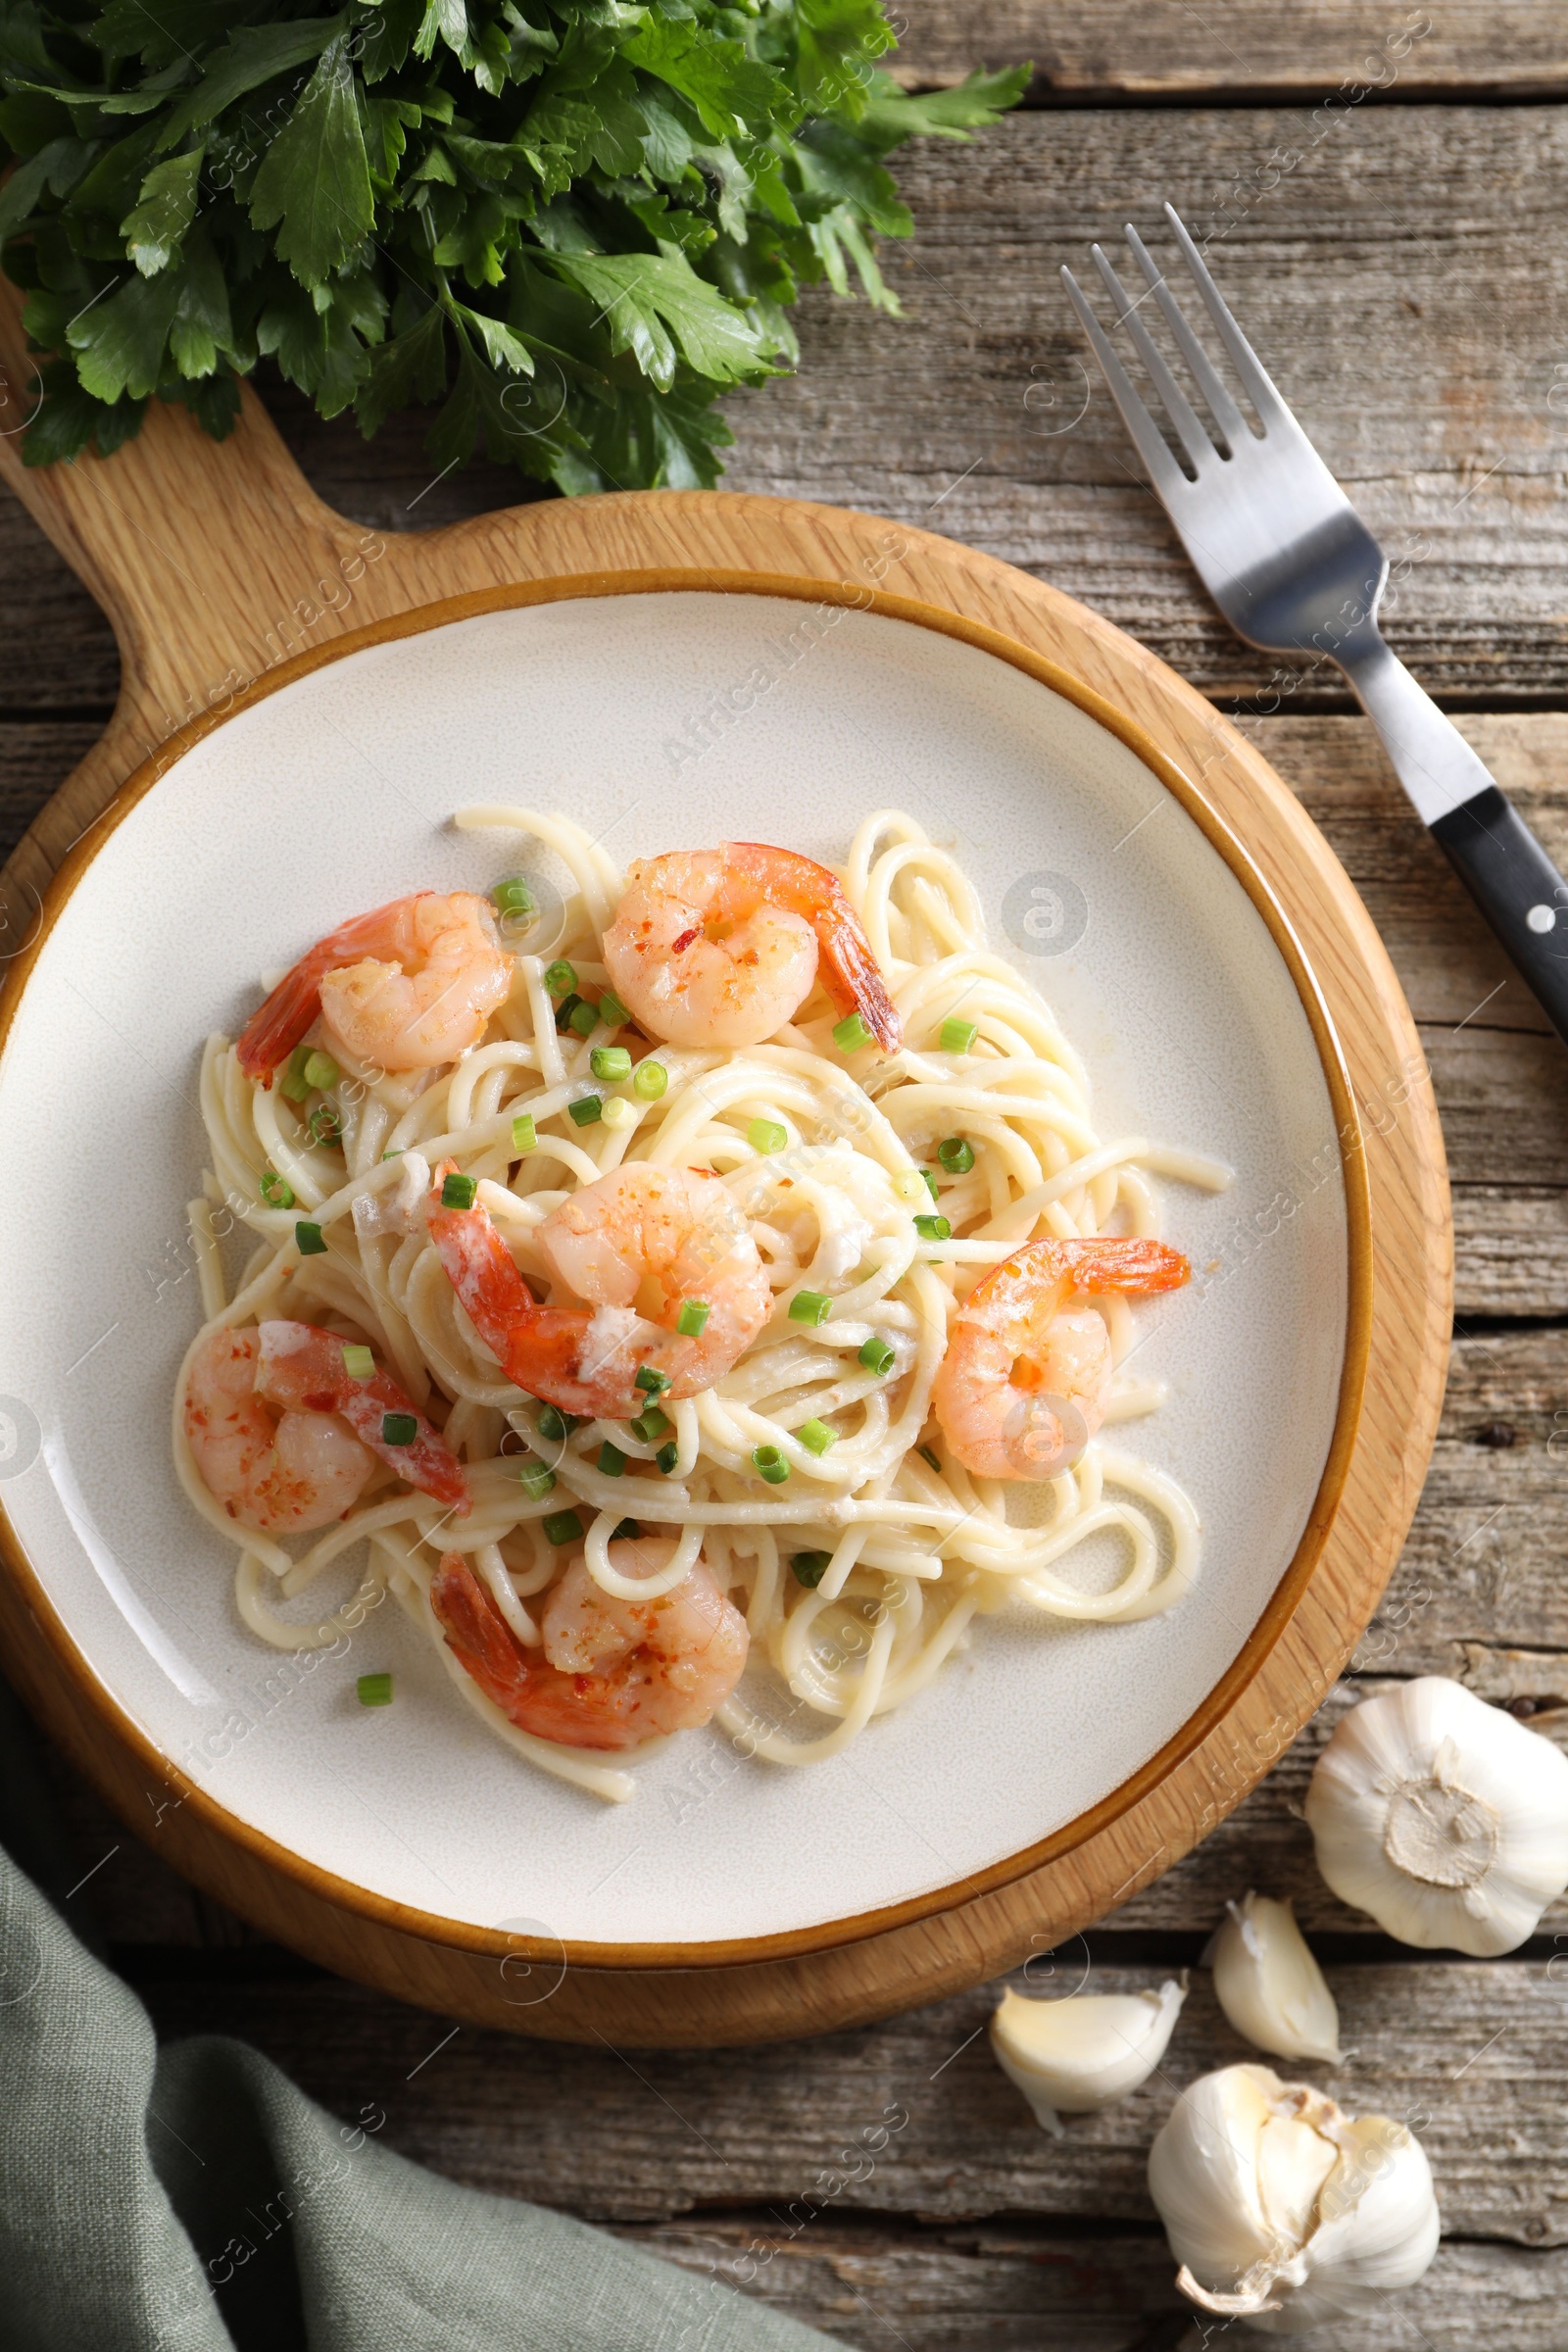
[[185, 1324, 372, 1534], [427, 1161, 770, 1417], [602, 842, 902, 1051], [236, 893, 511, 1084], [430, 1542, 749, 1749], [184, 1322, 468, 1535], [933, 1237, 1190, 1481], [253, 1319, 469, 1510]]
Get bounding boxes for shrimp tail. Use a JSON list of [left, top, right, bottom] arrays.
[[430, 1552, 629, 1749], [957, 1235, 1191, 1332], [434, 1543, 521, 1693], [425, 1171, 609, 1412], [727, 842, 903, 1052], [1054, 1237, 1192, 1295], [431, 1550, 531, 1710], [235, 895, 436, 1084], [334, 1370, 469, 1510]]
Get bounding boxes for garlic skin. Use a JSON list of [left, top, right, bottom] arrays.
[[1149, 2063, 1440, 2334], [1210, 1892, 1341, 2063], [990, 1980, 1186, 2134], [1305, 1677, 1568, 1955]]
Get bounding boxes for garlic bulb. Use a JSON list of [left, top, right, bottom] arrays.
[[1149, 2063, 1440, 2333], [990, 1979, 1185, 2134], [1305, 1676, 1568, 1955], [1209, 1892, 1341, 2063]]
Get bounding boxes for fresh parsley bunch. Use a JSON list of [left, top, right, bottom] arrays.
[[0, 0, 1024, 489]]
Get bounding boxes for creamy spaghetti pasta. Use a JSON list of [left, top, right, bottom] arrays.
[[174, 809, 1229, 1802]]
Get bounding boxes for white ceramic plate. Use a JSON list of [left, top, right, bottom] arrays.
[[0, 589, 1348, 1954]]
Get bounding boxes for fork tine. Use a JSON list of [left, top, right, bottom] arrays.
[[1059, 265, 1188, 503], [1162, 203, 1290, 430], [1088, 241, 1215, 474], [1123, 224, 1250, 453]]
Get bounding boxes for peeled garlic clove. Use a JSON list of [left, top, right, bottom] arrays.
[[1305, 1676, 1568, 1955], [1149, 2062, 1440, 2333], [990, 1979, 1186, 2134], [1209, 1891, 1341, 2063]]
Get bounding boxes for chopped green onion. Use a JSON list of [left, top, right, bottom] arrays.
[[752, 1445, 789, 1485], [441, 1172, 477, 1210], [656, 1440, 680, 1475], [535, 1403, 577, 1443], [792, 1551, 831, 1588], [341, 1343, 375, 1381], [833, 1011, 873, 1054], [598, 991, 630, 1029], [295, 1220, 327, 1256], [677, 1299, 710, 1337], [568, 999, 599, 1038], [491, 876, 536, 917], [797, 1418, 837, 1456], [789, 1290, 832, 1327], [629, 1405, 670, 1444], [303, 1049, 339, 1091], [568, 1094, 603, 1127], [612, 1516, 641, 1542], [308, 1103, 343, 1148], [601, 1097, 635, 1131], [918, 1444, 942, 1472], [542, 1508, 584, 1545], [921, 1168, 940, 1201], [591, 1045, 632, 1082], [599, 1440, 627, 1477], [381, 1412, 417, 1446], [259, 1169, 294, 1209], [858, 1336, 896, 1376], [632, 1060, 668, 1102], [914, 1213, 952, 1242], [280, 1046, 313, 1103], [555, 993, 583, 1029], [748, 1116, 787, 1154], [380, 1147, 405, 1160], [545, 960, 576, 998], [511, 1113, 537, 1154], [940, 1016, 977, 1054], [357, 1672, 393, 1707], [938, 1137, 975, 1174], [635, 1366, 672, 1395], [515, 1459, 556, 1500]]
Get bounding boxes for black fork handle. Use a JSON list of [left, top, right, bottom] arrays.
[[1431, 789, 1568, 1048]]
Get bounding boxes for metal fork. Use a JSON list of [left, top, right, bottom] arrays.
[[1063, 204, 1568, 1047]]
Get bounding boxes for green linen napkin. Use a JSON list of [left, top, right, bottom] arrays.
[[0, 1680, 831, 2352]]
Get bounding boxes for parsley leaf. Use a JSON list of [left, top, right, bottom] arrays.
[[121, 146, 205, 275], [2, 0, 1026, 490], [249, 33, 374, 288]]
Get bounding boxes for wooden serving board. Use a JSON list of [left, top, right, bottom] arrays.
[[0, 287, 1450, 2046]]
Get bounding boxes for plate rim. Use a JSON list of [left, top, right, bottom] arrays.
[[0, 566, 1372, 1970]]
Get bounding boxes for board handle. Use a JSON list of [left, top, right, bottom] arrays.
[[0, 278, 386, 778]]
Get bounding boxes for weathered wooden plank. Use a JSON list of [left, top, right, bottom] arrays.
[[0, 510, 118, 710], [1365, 1327, 1568, 1681], [892, 0, 1568, 103], [723, 106, 1568, 706], [127, 1957, 1568, 2244], [1452, 1191, 1568, 1321], [622, 2225, 1568, 2352]]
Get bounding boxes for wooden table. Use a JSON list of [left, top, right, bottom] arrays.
[[6, 6, 1568, 2342]]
